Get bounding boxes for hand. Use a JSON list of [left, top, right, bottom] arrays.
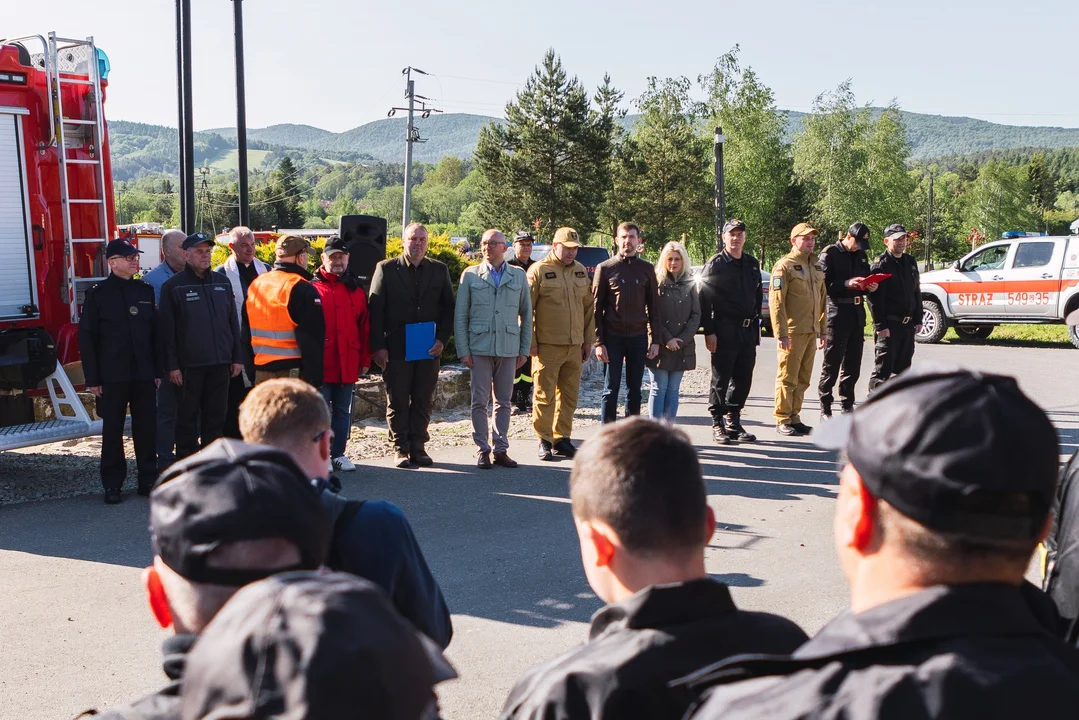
[[530, 345, 539, 358], [169, 370, 183, 386], [817, 336, 826, 350], [581, 343, 591, 363], [373, 349, 389, 369], [461, 354, 474, 369], [847, 277, 866, 290], [665, 338, 682, 351], [778, 337, 791, 351], [359, 366, 369, 377], [87, 385, 102, 397], [866, 282, 879, 292], [516, 355, 528, 370], [428, 340, 445, 357], [705, 333, 717, 353], [596, 344, 609, 363], [230, 363, 243, 378], [877, 328, 891, 338], [646, 343, 660, 360], [914, 325, 922, 333], [154, 378, 161, 390]]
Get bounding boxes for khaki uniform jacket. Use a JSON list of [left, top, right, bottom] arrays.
[[769, 250, 826, 339], [527, 253, 596, 347]]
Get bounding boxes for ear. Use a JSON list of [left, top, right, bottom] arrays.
[[702, 505, 716, 546], [318, 431, 332, 463], [851, 472, 878, 552], [143, 566, 173, 630], [580, 520, 617, 568]]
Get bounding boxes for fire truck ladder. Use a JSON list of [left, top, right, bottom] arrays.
[[49, 32, 111, 324]]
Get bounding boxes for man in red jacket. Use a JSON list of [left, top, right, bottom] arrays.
[[312, 236, 371, 472]]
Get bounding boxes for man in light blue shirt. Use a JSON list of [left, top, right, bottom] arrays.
[[141, 228, 187, 471]]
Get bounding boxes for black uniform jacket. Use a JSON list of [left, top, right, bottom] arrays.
[[240, 263, 326, 387], [867, 252, 921, 331], [698, 251, 762, 345], [500, 579, 807, 720], [685, 583, 1079, 719], [820, 242, 872, 302], [158, 266, 242, 371], [367, 255, 455, 361], [508, 255, 535, 273], [78, 274, 159, 385], [91, 633, 194, 720], [1045, 451, 1079, 637]]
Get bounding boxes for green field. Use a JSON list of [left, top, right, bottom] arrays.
[[862, 323, 1074, 347], [207, 149, 271, 173]]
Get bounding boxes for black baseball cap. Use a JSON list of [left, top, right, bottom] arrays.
[[180, 571, 456, 720], [848, 222, 870, 249], [181, 232, 213, 250], [323, 235, 349, 255], [150, 439, 329, 586], [106, 239, 143, 258], [513, 230, 535, 243], [722, 219, 746, 234], [884, 223, 907, 240], [814, 366, 1059, 540]]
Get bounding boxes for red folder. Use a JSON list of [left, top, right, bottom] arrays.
[[853, 273, 891, 290]]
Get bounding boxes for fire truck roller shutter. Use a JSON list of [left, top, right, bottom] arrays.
[[0, 109, 37, 320]]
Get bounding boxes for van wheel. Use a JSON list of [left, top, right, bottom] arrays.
[[916, 299, 947, 344], [955, 325, 993, 341], [1069, 323, 1079, 350]]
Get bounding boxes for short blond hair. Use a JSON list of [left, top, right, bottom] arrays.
[[656, 241, 691, 284], [239, 379, 330, 446]]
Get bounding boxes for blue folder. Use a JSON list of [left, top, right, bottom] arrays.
[[405, 322, 437, 361]]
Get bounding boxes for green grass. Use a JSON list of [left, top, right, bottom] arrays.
[[862, 322, 1074, 348], [207, 149, 272, 172]]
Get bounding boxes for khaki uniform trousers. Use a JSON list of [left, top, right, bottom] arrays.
[[774, 333, 817, 425], [533, 344, 583, 444]]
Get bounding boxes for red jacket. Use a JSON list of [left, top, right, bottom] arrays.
[[312, 269, 372, 384]]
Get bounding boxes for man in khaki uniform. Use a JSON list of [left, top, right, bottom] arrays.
[[770, 222, 826, 436], [527, 228, 596, 461]]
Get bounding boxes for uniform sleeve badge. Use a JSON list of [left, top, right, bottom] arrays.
[[772, 276, 782, 290]]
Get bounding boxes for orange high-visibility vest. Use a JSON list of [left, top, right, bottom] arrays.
[[247, 271, 303, 366]]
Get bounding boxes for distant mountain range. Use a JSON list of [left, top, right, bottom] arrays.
[[108, 110, 1079, 181]]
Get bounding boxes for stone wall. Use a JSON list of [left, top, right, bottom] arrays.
[[352, 364, 472, 421]]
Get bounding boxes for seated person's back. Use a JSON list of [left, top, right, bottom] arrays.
[[685, 367, 1079, 719], [501, 418, 807, 720]]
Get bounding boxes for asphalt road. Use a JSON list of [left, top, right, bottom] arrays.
[[1, 337, 1077, 720]]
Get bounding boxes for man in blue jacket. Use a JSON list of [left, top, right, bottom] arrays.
[[158, 233, 243, 459], [238, 377, 453, 649]]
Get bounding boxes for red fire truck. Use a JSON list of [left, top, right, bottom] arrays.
[[0, 32, 117, 451]]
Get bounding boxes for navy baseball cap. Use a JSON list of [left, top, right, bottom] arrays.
[[181, 232, 213, 250], [722, 219, 747, 234], [150, 439, 329, 586], [181, 572, 456, 720], [814, 366, 1059, 540], [514, 230, 535, 243], [848, 222, 870, 250], [323, 235, 349, 255], [106, 239, 142, 258], [884, 224, 908, 240]]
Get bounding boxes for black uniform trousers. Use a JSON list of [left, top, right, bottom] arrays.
[[869, 322, 916, 391], [97, 380, 157, 492], [512, 358, 534, 410], [175, 365, 231, 460], [383, 358, 440, 454], [708, 326, 757, 423], [222, 374, 251, 439], [818, 303, 866, 411]]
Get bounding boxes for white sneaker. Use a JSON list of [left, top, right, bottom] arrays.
[[331, 456, 356, 472]]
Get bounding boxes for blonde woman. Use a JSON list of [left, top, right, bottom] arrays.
[[647, 242, 700, 420]]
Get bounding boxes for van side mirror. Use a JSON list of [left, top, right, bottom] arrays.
[[952, 260, 961, 271]]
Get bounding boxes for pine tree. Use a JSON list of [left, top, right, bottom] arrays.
[[269, 156, 305, 229], [474, 50, 613, 239]]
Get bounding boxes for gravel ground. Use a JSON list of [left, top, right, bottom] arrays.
[[1, 367, 704, 505]]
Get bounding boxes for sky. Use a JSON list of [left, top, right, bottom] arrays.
[[8, 0, 1079, 133]]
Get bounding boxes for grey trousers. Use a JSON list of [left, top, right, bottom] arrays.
[[470, 355, 516, 454]]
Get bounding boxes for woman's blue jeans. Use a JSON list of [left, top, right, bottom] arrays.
[[647, 368, 684, 420]]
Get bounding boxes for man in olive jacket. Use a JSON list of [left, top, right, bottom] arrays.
[[456, 229, 532, 469], [368, 223, 456, 468]]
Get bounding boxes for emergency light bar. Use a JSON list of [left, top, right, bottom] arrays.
[[1001, 231, 1047, 239]]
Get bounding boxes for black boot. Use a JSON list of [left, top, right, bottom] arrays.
[[820, 403, 832, 424], [712, 417, 731, 445], [725, 412, 756, 442]]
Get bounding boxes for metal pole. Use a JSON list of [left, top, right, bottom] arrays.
[[175, 0, 187, 230], [179, 0, 196, 233], [925, 172, 934, 270], [233, 0, 249, 227], [714, 127, 725, 254], [401, 73, 415, 236]]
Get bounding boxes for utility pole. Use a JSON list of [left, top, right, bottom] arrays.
[[232, 0, 249, 226], [388, 67, 441, 236], [175, 0, 195, 233], [713, 127, 726, 254], [925, 172, 934, 270]]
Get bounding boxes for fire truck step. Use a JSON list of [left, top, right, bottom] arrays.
[[63, 159, 100, 165], [57, 77, 93, 86], [66, 198, 103, 204], [71, 238, 106, 243], [61, 118, 95, 125], [0, 419, 94, 452]]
